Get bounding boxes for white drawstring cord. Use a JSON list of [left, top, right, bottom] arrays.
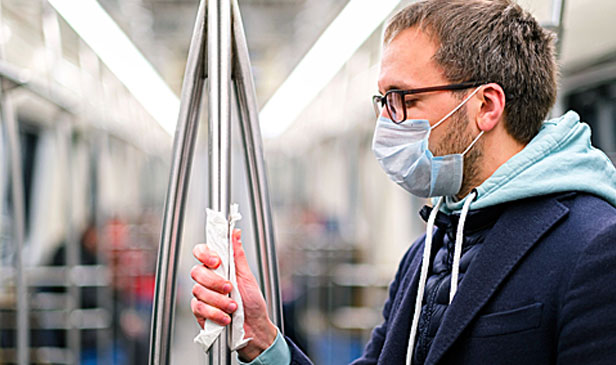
[[449, 190, 477, 303], [406, 197, 443, 365]]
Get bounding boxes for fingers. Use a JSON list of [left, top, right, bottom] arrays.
[[232, 228, 241, 244], [191, 298, 230, 327], [192, 229, 261, 330], [192, 284, 237, 314], [190, 265, 232, 294], [231, 229, 252, 278], [193, 244, 221, 269]]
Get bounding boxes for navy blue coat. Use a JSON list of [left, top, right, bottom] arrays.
[[287, 192, 616, 364]]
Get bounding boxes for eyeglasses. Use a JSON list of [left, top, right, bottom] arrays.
[[372, 81, 486, 123]]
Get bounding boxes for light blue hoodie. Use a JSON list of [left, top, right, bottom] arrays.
[[441, 110, 616, 213]]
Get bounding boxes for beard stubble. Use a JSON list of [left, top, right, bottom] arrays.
[[431, 105, 484, 199]]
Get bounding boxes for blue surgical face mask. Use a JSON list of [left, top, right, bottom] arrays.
[[372, 86, 483, 198]]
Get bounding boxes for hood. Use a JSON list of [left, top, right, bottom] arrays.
[[441, 110, 616, 213]]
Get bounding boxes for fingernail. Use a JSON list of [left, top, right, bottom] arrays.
[[223, 315, 231, 325], [227, 302, 237, 312], [223, 283, 232, 293], [208, 257, 218, 267]]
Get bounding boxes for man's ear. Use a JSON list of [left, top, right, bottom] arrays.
[[476, 83, 506, 132]]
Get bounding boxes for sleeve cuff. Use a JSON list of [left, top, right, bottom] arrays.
[[237, 328, 291, 365]]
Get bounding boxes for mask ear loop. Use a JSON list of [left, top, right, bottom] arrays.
[[461, 130, 484, 156], [431, 86, 483, 130]]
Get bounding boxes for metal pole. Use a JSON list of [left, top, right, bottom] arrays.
[[208, 0, 232, 363], [149, 0, 283, 363], [0, 98, 5, 238], [92, 131, 114, 363], [549, 0, 567, 117], [0, 2, 28, 363], [551, 0, 566, 56], [231, 0, 283, 330], [42, 2, 82, 361], [58, 117, 81, 365], [551, 0, 566, 29], [148, 0, 207, 364], [0, 82, 28, 365]]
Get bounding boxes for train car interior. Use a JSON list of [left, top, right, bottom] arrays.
[[0, 0, 615, 364]]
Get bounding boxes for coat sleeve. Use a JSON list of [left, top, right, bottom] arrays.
[[286, 336, 314, 365], [557, 221, 616, 364]]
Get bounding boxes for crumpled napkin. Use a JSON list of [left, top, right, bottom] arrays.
[[194, 203, 251, 352]]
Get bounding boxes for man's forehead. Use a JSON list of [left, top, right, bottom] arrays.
[[377, 27, 443, 92]]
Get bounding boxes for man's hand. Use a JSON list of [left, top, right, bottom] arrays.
[[191, 229, 278, 361]]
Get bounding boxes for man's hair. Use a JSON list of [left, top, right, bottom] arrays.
[[384, 0, 557, 143]]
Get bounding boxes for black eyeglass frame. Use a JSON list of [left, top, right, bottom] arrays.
[[372, 81, 487, 123]]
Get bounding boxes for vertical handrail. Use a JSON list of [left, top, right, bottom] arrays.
[[149, 0, 284, 364], [148, 0, 207, 364], [42, 2, 82, 361], [231, 0, 283, 330], [59, 117, 81, 364], [0, 79, 28, 365], [0, 3, 28, 364], [551, 0, 566, 56], [82, 47, 115, 363], [92, 131, 114, 362], [207, 0, 232, 363], [549, 0, 566, 117]]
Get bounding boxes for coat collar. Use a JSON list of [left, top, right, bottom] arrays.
[[423, 194, 570, 364]]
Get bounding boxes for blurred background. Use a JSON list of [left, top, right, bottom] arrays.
[[0, 0, 615, 364]]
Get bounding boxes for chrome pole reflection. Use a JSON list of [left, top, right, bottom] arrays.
[[208, 0, 232, 363], [148, 0, 207, 364], [231, 0, 283, 330]]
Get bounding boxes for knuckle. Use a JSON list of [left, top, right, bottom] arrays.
[[192, 246, 201, 259], [190, 265, 201, 280], [192, 284, 201, 297], [216, 311, 229, 325], [215, 293, 230, 309], [193, 244, 210, 262], [196, 301, 208, 316], [190, 263, 230, 296], [217, 280, 230, 294], [190, 298, 201, 315], [207, 254, 220, 268]]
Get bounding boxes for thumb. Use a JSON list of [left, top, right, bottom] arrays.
[[232, 229, 254, 279]]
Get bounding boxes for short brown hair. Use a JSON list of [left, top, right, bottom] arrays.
[[384, 0, 557, 143]]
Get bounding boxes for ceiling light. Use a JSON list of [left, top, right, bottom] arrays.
[[259, 0, 401, 139], [48, 0, 179, 135]]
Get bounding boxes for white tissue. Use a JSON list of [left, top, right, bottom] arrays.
[[193, 203, 251, 352]]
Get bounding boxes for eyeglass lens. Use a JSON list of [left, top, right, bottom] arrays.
[[386, 92, 404, 123]]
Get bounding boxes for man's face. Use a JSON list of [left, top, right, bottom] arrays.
[[377, 27, 476, 157], [377, 26, 484, 196]]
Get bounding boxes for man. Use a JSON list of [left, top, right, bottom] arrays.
[[190, 0, 616, 364]]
